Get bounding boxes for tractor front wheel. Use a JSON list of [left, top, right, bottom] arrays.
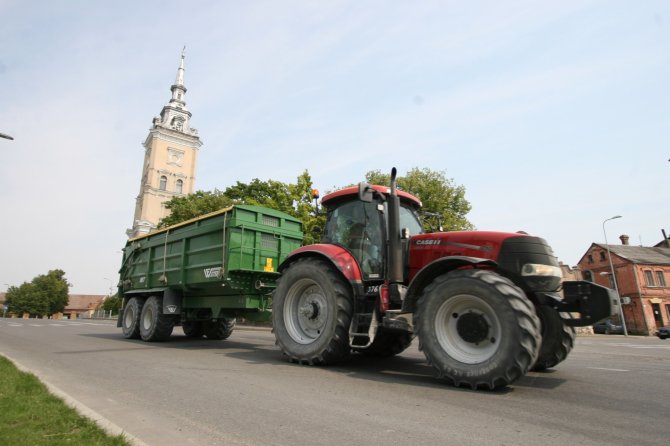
[[203, 318, 236, 340], [272, 258, 352, 365], [416, 269, 541, 390], [531, 306, 575, 371], [355, 329, 413, 358], [182, 320, 205, 338]]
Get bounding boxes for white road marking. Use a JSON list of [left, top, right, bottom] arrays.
[[587, 367, 629, 372]]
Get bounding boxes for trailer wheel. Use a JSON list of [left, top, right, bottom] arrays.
[[182, 321, 204, 338], [203, 318, 236, 340], [139, 296, 175, 342], [416, 269, 541, 390], [121, 297, 143, 339], [272, 258, 352, 365], [355, 329, 413, 357], [531, 306, 575, 371]]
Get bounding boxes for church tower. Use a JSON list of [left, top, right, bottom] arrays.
[[128, 48, 202, 238]]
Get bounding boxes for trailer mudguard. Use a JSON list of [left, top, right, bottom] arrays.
[[162, 288, 182, 315]]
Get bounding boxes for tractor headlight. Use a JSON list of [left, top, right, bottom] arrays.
[[521, 263, 563, 278], [520, 263, 563, 292]]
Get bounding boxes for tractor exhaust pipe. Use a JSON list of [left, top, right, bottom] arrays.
[[387, 167, 404, 302]]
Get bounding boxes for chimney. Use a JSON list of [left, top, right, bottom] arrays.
[[619, 234, 629, 245]]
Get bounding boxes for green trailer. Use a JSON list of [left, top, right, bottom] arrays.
[[117, 205, 303, 342]]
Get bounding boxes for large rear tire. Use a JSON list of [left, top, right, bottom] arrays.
[[121, 297, 143, 339], [531, 306, 575, 371], [203, 318, 236, 340], [416, 269, 541, 390], [272, 258, 352, 365], [139, 296, 175, 342], [355, 329, 413, 357]]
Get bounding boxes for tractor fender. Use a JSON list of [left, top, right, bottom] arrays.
[[279, 244, 363, 286], [402, 256, 497, 313]]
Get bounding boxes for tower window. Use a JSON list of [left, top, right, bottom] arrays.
[[176, 179, 183, 194], [159, 176, 167, 191]]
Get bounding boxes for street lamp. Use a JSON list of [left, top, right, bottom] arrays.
[[602, 215, 628, 336]]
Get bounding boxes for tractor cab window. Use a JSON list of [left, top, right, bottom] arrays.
[[323, 200, 383, 279], [399, 204, 424, 236]]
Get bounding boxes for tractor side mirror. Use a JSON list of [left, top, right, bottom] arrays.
[[358, 182, 375, 203]]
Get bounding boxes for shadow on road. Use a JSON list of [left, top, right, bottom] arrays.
[[78, 331, 567, 393]]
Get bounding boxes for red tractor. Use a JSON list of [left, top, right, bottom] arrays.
[[272, 168, 614, 389]]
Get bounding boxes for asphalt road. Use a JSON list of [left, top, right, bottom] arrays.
[[0, 318, 669, 446]]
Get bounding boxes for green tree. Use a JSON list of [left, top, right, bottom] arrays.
[[5, 270, 70, 317], [158, 190, 233, 228], [32, 269, 70, 315], [365, 167, 474, 231], [5, 283, 49, 317], [102, 294, 122, 315], [157, 170, 323, 244]]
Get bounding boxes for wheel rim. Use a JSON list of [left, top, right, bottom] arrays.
[[142, 304, 154, 331], [283, 278, 328, 344], [124, 304, 135, 329], [434, 294, 501, 364]]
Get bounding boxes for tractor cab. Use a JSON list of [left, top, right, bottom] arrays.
[[320, 184, 423, 282]]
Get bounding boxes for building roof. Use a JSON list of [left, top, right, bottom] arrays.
[[594, 243, 670, 265], [64, 295, 105, 311]]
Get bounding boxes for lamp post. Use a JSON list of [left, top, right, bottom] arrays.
[[103, 277, 114, 297], [602, 215, 628, 336]]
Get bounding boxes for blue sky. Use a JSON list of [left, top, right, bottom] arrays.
[[1, 0, 668, 294]]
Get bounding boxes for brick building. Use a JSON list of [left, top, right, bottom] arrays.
[[577, 235, 670, 335]]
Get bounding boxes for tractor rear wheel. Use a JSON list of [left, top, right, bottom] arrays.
[[272, 258, 352, 365], [182, 320, 205, 338], [203, 318, 236, 340], [121, 297, 143, 339], [416, 269, 541, 390], [355, 329, 413, 357], [139, 296, 175, 342], [531, 306, 575, 371]]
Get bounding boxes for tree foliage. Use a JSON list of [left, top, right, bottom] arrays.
[[102, 294, 122, 315], [158, 190, 233, 228], [155, 167, 472, 244], [365, 167, 474, 231], [5, 270, 70, 317], [157, 170, 324, 244]]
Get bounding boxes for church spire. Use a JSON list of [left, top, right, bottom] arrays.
[[152, 47, 198, 136], [174, 46, 185, 86]]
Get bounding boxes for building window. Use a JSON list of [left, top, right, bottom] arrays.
[[588, 254, 594, 264], [644, 270, 655, 287], [656, 271, 667, 287], [583, 270, 593, 282], [599, 251, 606, 261], [159, 175, 167, 191], [176, 179, 183, 194]]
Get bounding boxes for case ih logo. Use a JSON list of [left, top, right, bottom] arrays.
[[415, 239, 441, 246], [203, 267, 223, 279]]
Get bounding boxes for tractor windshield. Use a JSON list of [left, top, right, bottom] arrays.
[[323, 200, 384, 279]]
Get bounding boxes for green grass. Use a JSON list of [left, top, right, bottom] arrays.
[[0, 356, 132, 446]]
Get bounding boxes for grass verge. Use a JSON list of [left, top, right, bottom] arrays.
[[0, 355, 132, 446]]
